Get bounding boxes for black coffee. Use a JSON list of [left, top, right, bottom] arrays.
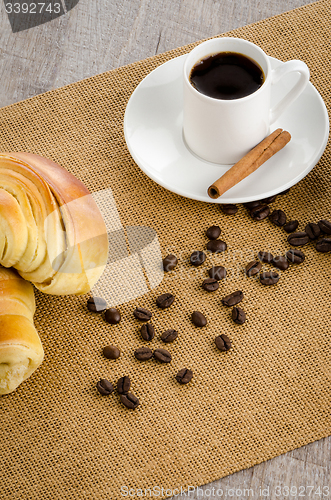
[[190, 51, 264, 100]]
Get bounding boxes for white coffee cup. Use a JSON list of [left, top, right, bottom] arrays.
[[183, 37, 309, 164]]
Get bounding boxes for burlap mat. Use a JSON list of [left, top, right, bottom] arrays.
[[0, 1, 330, 498]]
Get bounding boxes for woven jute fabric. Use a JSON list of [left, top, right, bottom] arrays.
[[0, 1, 330, 498]]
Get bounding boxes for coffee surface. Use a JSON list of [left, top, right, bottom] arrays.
[[190, 51, 264, 99]]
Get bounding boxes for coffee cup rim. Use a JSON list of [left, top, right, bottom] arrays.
[[183, 37, 271, 103]]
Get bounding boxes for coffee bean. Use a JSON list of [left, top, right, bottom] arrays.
[[191, 311, 207, 327], [103, 345, 120, 360], [140, 323, 155, 341], [202, 278, 219, 292], [283, 220, 299, 233], [206, 240, 227, 253], [316, 238, 331, 253], [244, 200, 261, 210], [287, 232, 309, 246], [257, 251, 273, 263], [133, 307, 152, 321], [305, 222, 321, 240], [260, 271, 279, 285], [318, 219, 331, 235], [156, 293, 175, 309], [190, 250, 206, 266], [272, 255, 289, 271], [96, 379, 114, 395], [105, 307, 121, 324], [134, 347, 153, 361], [154, 348, 172, 363], [175, 368, 193, 384], [87, 296, 107, 312], [206, 225, 221, 240], [245, 260, 262, 277], [286, 249, 305, 264], [261, 195, 277, 204], [120, 393, 140, 410], [161, 329, 178, 343], [269, 209, 286, 227], [215, 334, 232, 352], [208, 266, 226, 281], [250, 205, 270, 221], [117, 376, 131, 394], [221, 204, 238, 215], [232, 307, 246, 325], [163, 254, 178, 272], [222, 290, 244, 307]]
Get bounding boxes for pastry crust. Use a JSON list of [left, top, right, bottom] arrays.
[[0, 153, 108, 295], [0, 267, 44, 395]]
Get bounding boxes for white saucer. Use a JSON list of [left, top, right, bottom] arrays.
[[124, 54, 329, 203]]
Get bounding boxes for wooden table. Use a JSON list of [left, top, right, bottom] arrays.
[[0, 0, 329, 497]]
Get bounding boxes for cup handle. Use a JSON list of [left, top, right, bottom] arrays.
[[269, 60, 310, 124]]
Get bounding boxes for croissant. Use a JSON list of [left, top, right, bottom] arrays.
[[0, 152, 108, 295], [0, 266, 44, 395]]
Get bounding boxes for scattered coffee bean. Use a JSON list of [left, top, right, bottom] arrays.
[[244, 200, 261, 210], [163, 254, 178, 272], [250, 205, 270, 221], [245, 260, 262, 277], [222, 290, 244, 307], [318, 219, 331, 235], [133, 307, 152, 321], [154, 348, 172, 363], [316, 238, 331, 253], [140, 323, 155, 341], [156, 293, 175, 309], [206, 225, 221, 240], [287, 232, 309, 246], [96, 379, 114, 396], [191, 311, 207, 327], [175, 368, 193, 384], [305, 222, 321, 240], [283, 220, 299, 233], [260, 271, 280, 285], [87, 296, 107, 312], [120, 393, 140, 410], [221, 204, 238, 215], [257, 251, 273, 263], [286, 249, 305, 264], [103, 345, 120, 360], [208, 266, 227, 281], [161, 329, 178, 343], [206, 240, 227, 253], [261, 195, 277, 204], [232, 307, 246, 325], [105, 307, 121, 324], [134, 347, 153, 361], [269, 209, 286, 227], [117, 376, 131, 394], [272, 255, 289, 271], [215, 334, 232, 352], [202, 278, 219, 292], [190, 250, 206, 266]]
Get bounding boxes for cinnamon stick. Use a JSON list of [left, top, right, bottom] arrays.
[[207, 128, 291, 199]]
